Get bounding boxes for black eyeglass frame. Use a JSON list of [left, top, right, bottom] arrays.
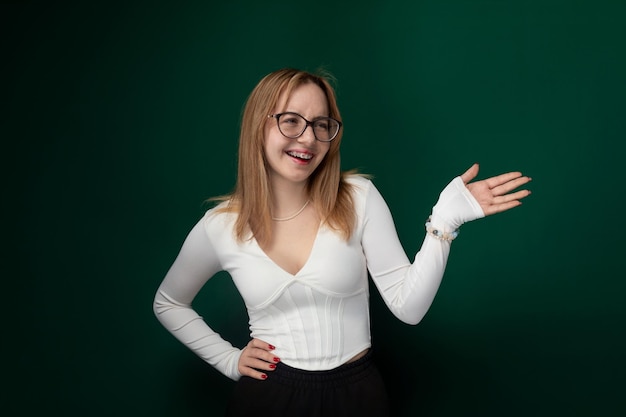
[[268, 112, 342, 142]]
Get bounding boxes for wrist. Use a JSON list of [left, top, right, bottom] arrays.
[[425, 216, 459, 241]]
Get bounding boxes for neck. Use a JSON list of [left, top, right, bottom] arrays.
[[270, 178, 310, 218]]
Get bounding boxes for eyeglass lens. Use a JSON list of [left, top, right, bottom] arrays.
[[277, 113, 340, 142]]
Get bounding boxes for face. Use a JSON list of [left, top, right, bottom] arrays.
[[264, 82, 332, 187]]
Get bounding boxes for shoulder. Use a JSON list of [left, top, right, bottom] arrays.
[[344, 173, 374, 195], [202, 200, 238, 235], [343, 173, 383, 217]]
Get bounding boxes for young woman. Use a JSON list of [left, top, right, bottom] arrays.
[[153, 68, 531, 416]]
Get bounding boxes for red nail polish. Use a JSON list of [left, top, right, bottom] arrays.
[[261, 374, 267, 380], [273, 357, 280, 363], [269, 364, 276, 369], [268, 344, 275, 350]]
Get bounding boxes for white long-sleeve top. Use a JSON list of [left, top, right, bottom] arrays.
[[153, 175, 484, 380]]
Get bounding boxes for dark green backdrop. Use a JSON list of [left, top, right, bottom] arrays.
[[5, 1, 625, 416]]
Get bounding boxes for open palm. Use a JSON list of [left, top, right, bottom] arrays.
[[461, 163, 532, 216]]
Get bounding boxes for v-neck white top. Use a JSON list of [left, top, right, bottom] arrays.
[[153, 175, 484, 380]]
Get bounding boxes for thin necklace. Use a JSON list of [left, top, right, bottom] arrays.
[[271, 199, 310, 221]]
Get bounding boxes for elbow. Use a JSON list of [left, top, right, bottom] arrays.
[[152, 295, 161, 322], [401, 316, 424, 326], [392, 309, 428, 326], [152, 295, 160, 319], [152, 288, 191, 325], [152, 288, 169, 320]]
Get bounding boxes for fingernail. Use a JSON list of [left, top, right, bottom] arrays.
[[269, 364, 276, 369], [261, 374, 267, 380], [273, 357, 280, 363], [268, 344, 275, 350]]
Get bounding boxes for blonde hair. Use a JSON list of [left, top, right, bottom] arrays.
[[214, 68, 357, 245]]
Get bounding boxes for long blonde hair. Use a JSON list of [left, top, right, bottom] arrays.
[[214, 68, 356, 245]]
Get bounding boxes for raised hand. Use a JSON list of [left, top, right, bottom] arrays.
[[238, 338, 280, 380], [461, 163, 532, 216]]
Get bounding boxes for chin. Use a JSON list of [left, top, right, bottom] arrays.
[[281, 169, 316, 185]]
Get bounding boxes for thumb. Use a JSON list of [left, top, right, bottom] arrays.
[[460, 163, 479, 184]]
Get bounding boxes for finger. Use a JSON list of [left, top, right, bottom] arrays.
[[242, 345, 280, 365], [492, 189, 531, 205], [239, 365, 269, 381], [460, 163, 479, 184], [484, 171, 524, 189], [248, 338, 275, 352], [241, 341, 280, 371], [240, 355, 279, 372], [238, 349, 280, 380], [491, 176, 532, 196], [239, 347, 270, 380], [247, 339, 280, 364]]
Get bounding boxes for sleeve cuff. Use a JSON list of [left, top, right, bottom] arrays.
[[430, 176, 485, 231]]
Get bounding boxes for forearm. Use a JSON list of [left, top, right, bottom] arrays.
[[366, 176, 484, 325], [371, 234, 450, 325], [153, 289, 243, 380], [153, 213, 243, 380]]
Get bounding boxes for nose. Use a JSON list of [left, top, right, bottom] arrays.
[[297, 124, 317, 144]]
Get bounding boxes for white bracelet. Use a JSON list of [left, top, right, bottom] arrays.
[[425, 217, 459, 241]]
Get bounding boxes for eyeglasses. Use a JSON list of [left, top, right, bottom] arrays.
[[268, 112, 342, 142]]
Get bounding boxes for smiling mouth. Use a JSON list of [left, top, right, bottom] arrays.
[[286, 150, 313, 161]]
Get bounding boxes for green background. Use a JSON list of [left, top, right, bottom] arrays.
[[4, 1, 625, 416]]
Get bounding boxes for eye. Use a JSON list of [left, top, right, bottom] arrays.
[[283, 117, 299, 124], [280, 114, 302, 125], [315, 119, 331, 131]]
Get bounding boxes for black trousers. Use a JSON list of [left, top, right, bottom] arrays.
[[225, 350, 390, 417]]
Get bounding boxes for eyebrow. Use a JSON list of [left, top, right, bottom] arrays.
[[283, 110, 330, 119]]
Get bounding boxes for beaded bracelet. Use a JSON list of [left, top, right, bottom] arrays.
[[425, 216, 459, 241]]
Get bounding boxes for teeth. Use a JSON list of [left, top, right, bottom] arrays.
[[287, 151, 313, 160]]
